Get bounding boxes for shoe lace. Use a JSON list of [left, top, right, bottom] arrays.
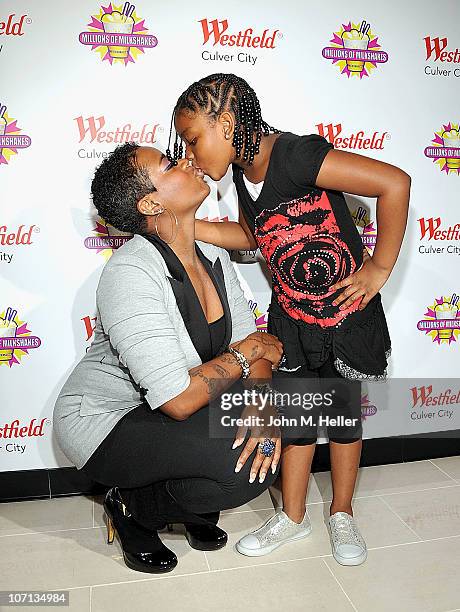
[[251, 512, 302, 545], [253, 513, 282, 535], [331, 514, 363, 546]]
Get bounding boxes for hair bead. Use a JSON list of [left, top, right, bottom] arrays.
[[169, 73, 280, 166]]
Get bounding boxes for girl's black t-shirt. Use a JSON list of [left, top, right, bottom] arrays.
[[232, 132, 365, 329]]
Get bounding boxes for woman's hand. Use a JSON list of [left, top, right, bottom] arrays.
[[230, 332, 283, 369], [232, 401, 281, 483], [331, 251, 390, 311]]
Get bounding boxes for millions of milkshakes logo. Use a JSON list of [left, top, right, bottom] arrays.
[[322, 20, 388, 78], [361, 394, 377, 420], [79, 2, 157, 65], [0, 308, 41, 367], [424, 122, 460, 175], [84, 218, 132, 261], [247, 300, 268, 332], [0, 104, 31, 166], [417, 294, 460, 345], [350, 206, 377, 254], [84, 215, 229, 262]]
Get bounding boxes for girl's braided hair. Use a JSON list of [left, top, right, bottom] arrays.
[[167, 73, 280, 166]]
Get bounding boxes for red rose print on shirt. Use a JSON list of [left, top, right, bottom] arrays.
[[254, 189, 362, 328]]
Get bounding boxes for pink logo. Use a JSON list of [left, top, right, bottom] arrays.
[[424, 122, 460, 175], [0, 307, 42, 368], [322, 20, 388, 78], [79, 3, 158, 65], [0, 104, 32, 167], [417, 295, 460, 345]]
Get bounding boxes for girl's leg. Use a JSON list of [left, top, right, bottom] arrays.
[[234, 363, 319, 556], [273, 364, 319, 523], [329, 439, 362, 516], [317, 355, 363, 516], [280, 442, 316, 523], [234, 437, 316, 556], [316, 357, 368, 566]]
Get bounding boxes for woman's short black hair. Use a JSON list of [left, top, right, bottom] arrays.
[[90, 142, 156, 234]]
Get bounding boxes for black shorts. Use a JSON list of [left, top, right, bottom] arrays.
[[275, 353, 363, 446], [268, 295, 391, 446], [268, 292, 391, 382]]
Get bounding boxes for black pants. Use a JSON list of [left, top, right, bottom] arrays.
[[273, 353, 363, 446], [81, 399, 280, 528]]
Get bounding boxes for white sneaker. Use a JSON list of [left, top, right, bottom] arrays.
[[328, 511, 367, 566], [235, 509, 312, 557]]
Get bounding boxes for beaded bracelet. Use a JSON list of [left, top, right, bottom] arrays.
[[227, 347, 250, 380]]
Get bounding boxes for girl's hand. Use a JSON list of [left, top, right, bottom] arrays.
[[362, 246, 371, 264], [232, 402, 281, 483], [330, 252, 390, 311]]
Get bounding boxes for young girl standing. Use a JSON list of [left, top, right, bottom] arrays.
[[168, 73, 410, 566]]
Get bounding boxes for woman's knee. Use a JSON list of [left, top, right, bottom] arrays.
[[219, 461, 280, 509]]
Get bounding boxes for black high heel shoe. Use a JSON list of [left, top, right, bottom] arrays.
[[126, 480, 228, 552], [104, 487, 177, 574], [165, 520, 228, 551], [183, 522, 228, 551]]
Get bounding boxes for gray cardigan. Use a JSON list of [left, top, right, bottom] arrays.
[[53, 234, 257, 470]]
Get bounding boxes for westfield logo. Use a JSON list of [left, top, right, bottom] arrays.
[[316, 122, 388, 150], [0, 14, 29, 36], [0, 418, 48, 438], [424, 36, 460, 62], [418, 217, 460, 241], [74, 116, 159, 144], [199, 18, 279, 48], [410, 385, 460, 409], [0, 224, 37, 245]]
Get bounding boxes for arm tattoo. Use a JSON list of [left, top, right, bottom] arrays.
[[190, 368, 225, 400], [211, 363, 231, 379], [219, 353, 238, 365]]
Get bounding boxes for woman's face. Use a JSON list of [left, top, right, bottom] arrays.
[[174, 109, 235, 181], [135, 146, 210, 214]]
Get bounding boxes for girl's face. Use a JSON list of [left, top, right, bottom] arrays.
[[175, 109, 236, 181], [135, 146, 210, 214]]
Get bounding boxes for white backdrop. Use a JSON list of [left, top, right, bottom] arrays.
[[1, 0, 459, 471]]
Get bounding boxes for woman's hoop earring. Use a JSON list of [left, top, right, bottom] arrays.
[[154, 207, 178, 244]]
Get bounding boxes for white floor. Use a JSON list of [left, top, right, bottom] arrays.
[[1, 457, 460, 612]]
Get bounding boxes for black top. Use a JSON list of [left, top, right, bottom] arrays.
[[233, 132, 365, 329], [208, 314, 226, 357]]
